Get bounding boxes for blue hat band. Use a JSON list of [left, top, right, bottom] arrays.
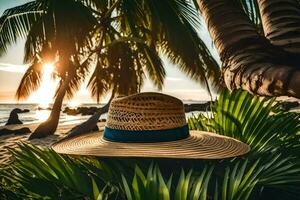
[[103, 124, 189, 143]]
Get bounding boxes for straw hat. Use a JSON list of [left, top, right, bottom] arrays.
[[52, 92, 250, 159]]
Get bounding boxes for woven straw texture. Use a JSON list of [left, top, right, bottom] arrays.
[[106, 92, 186, 131], [52, 131, 250, 159], [52, 92, 250, 159]]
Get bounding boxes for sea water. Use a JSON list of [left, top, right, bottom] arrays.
[[0, 103, 107, 126], [0, 101, 209, 126]]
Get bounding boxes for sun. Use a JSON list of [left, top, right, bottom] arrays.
[[43, 63, 54, 75], [28, 63, 58, 109]]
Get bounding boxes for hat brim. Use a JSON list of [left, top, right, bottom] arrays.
[[52, 130, 250, 159]]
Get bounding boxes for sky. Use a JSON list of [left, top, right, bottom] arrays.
[[0, 0, 220, 103]]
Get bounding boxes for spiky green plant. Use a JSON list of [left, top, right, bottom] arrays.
[[1, 90, 300, 199], [188, 89, 300, 155]]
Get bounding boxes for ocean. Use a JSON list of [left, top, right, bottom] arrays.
[[0, 103, 107, 126], [0, 101, 207, 127]]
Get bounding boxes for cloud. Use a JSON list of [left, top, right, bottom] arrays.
[[0, 63, 28, 73]]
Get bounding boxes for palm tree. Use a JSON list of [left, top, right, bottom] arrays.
[[195, 0, 300, 98], [0, 0, 221, 138], [65, 0, 224, 137], [0, 0, 97, 139]]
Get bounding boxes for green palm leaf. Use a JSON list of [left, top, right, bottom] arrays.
[[188, 89, 300, 155], [1, 144, 103, 199], [235, 0, 262, 32], [0, 1, 44, 56], [1, 139, 300, 199]]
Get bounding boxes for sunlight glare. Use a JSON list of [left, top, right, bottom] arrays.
[[68, 101, 81, 109], [28, 63, 58, 109], [35, 110, 51, 122], [43, 63, 54, 75]]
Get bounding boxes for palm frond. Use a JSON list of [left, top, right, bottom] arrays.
[[146, 0, 222, 92], [0, 1, 44, 56], [137, 43, 165, 90], [87, 33, 165, 101], [1, 143, 116, 199], [63, 57, 92, 99], [15, 59, 43, 100], [116, 0, 221, 93], [87, 56, 113, 103], [23, 8, 55, 63], [234, 0, 263, 33], [1, 139, 300, 199], [188, 89, 300, 155], [24, 0, 97, 61]]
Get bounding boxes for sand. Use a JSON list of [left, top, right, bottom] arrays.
[[0, 122, 105, 166]]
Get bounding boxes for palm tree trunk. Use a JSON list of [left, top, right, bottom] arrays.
[[258, 0, 300, 53], [63, 93, 115, 139], [197, 0, 300, 98], [28, 78, 69, 140]]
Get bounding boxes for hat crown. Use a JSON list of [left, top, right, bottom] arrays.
[[106, 92, 187, 131]]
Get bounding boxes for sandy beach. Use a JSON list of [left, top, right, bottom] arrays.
[[0, 122, 105, 166]]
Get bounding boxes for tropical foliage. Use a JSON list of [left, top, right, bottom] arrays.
[[1, 90, 299, 200], [188, 89, 300, 155]]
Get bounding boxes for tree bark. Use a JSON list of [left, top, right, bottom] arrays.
[[28, 78, 69, 140], [258, 0, 300, 53], [197, 0, 300, 98]]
